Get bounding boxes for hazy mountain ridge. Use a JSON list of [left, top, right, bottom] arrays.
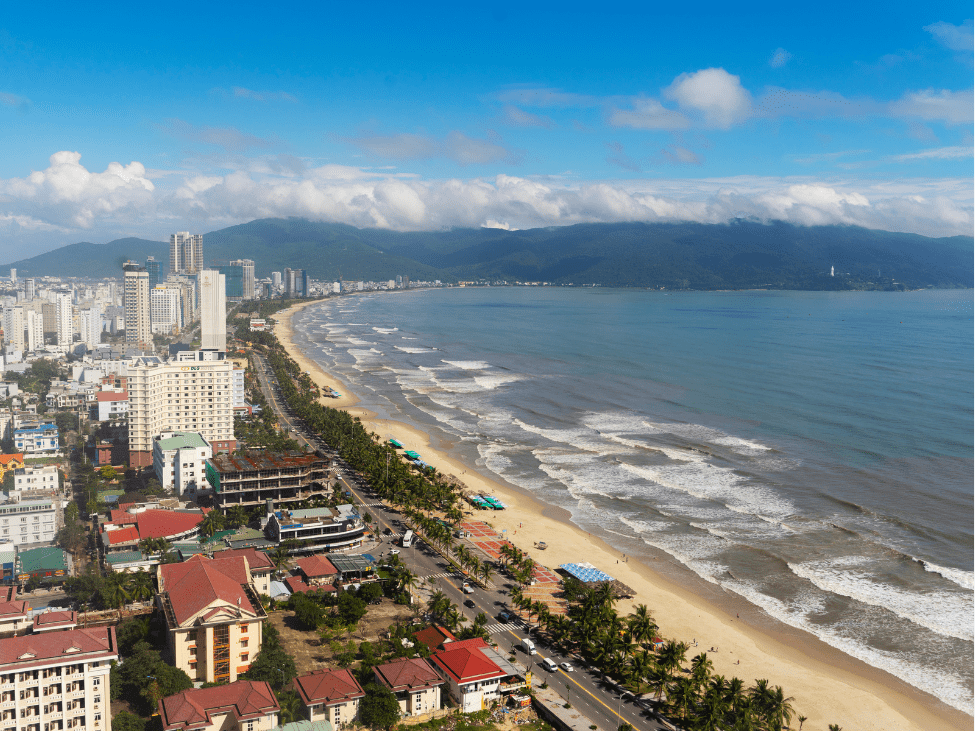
[[3, 218, 971, 289]]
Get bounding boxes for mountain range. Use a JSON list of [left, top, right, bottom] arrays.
[[3, 218, 971, 290]]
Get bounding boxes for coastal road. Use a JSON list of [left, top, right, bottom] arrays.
[[254, 351, 667, 731]]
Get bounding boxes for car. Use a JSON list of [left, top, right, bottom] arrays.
[[390, 549, 400, 555], [498, 610, 513, 622], [382, 528, 392, 535], [464, 599, 476, 608], [540, 657, 558, 672], [560, 662, 574, 672]]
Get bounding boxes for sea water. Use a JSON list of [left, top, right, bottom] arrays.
[[291, 287, 974, 712]]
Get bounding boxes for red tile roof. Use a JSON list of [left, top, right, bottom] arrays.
[[432, 638, 505, 684], [0, 627, 116, 668], [215, 548, 274, 572], [105, 526, 140, 545], [136, 510, 205, 539], [159, 680, 279, 731], [294, 668, 364, 706], [160, 554, 259, 626], [0, 599, 29, 619], [295, 554, 338, 579], [0, 454, 24, 466], [412, 625, 456, 653], [373, 657, 443, 692], [108, 509, 139, 524], [33, 610, 77, 628]]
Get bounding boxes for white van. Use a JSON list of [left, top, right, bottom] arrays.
[[540, 657, 558, 672], [520, 639, 536, 655]]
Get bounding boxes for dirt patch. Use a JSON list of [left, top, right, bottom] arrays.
[[268, 598, 417, 675]]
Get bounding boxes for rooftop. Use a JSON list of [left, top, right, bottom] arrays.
[[159, 554, 262, 626], [18, 547, 68, 573], [295, 554, 338, 579], [293, 668, 364, 706], [207, 451, 326, 474], [155, 432, 209, 451], [0, 627, 116, 668], [328, 554, 374, 574], [159, 680, 279, 731], [373, 657, 443, 692], [432, 638, 505, 684]]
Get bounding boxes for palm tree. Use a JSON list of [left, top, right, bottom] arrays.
[[766, 685, 796, 731], [127, 570, 154, 603], [479, 562, 494, 585], [656, 640, 687, 681], [691, 652, 713, 688], [269, 546, 290, 573], [103, 572, 130, 615], [797, 715, 808, 731], [627, 604, 657, 645], [828, 726, 842, 731], [198, 509, 224, 538], [225, 504, 248, 528], [666, 676, 696, 724]]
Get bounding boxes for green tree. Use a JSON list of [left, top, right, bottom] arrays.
[[277, 689, 303, 725], [244, 620, 297, 690], [336, 591, 368, 625], [358, 683, 401, 730], [111, 711, 146, 731]]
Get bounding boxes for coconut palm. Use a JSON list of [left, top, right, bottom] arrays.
[[198, 509, 224, 538], [103, 572, 130, 614], [478, 561, 494, 585], [127, 570, 154, 603], [225, 504, 248, 528], [691, 652, 713, 688]]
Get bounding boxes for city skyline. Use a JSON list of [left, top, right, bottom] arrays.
[[0, 4, 970, 262]]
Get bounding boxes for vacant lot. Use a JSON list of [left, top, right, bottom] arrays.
[[269, 598, 416, 675]]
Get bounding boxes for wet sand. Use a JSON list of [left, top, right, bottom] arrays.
[[275, 298, 970, 731]]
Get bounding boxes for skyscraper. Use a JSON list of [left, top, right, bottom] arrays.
[[169, 232, 204, 275], [199, 269, 227, 351], [300, 269, 309, 297], [271, 271, 282, 290], [146, 256, 161, 288], [79, 305, 102, 349], [234, 259, 256, 299], [123, 262, 152, 350], [219, 259, 254, 300], [2, 307, 24, 351], [24, 278, 35, 301], [150, 287, 182, 334], [55, 293, 73, 347], [284, 267, 294, 296]]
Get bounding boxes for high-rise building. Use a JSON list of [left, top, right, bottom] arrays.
[[165, 275, 197, 323], [169, 232, 204, 275], [219, 260, 253, 301], [79, 305, 102, 349], [284, 268, 294, 296], [146, 256, 161, 288], [55, 292, 73, 347], [199, 269, 226, 351], [24, 278, 35, 301], [2, 307, 24, 351], [26, 308, 43, 351], [271, 271, 282, 289], [233, 259, 255, 299], [151, 286, 183, 334], [123, 262, 152, 350], [127, 351, 236, 467], [8, 268, 15, 282], [300, 269, 309, 297]]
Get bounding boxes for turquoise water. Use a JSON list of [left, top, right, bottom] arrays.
[[292, 287, 973, 711]]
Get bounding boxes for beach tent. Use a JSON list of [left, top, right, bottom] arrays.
[[404, 450, 421, 460], [559, 562, 615, 583], [389, 439, 403, 448]]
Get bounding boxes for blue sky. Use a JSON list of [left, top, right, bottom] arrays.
[[0, 1, 971, 261]]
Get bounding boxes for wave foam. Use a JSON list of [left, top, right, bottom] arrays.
[[442, 360, 491, 370], [919, 560, 975, 591]]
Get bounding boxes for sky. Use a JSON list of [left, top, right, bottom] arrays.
[[0, 1, 972, 262]]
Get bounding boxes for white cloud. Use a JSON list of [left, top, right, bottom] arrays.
[[664, 68, 753, 129], [889, 89, 974, 124], [0, 154, 971, 256], [891, 146, 974, 161], [924, 20, 974, 51], [769, 48, 792, 68], [349, 131, 519, 165], [0, 151, 154, 228], [502, 105, 555, 129], [608, 98, 690, 130]]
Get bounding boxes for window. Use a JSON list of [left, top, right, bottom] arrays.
[[240, 653, 248, 662], [240, 639, 248, 648]]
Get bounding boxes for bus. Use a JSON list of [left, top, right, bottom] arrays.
[[402, 530, 414, 548]]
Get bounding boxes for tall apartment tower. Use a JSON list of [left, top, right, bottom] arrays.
[[123, 262, 152, 350], [24, 278, 35, 301], [284, 268, 294, 296], [146, 256, 161, 288], [271, 271, 282, 290], [79, 305, 102, 349], [55, 292, 74, 347], [199, 269, 227, 351], [169, 232, 204, 275], [2, 307, 25, 351], [228, 259, 255, 299]]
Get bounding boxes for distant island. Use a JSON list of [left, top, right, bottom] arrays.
[[4, 217, 971, 290]]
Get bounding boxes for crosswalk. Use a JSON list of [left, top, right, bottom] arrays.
[[422, 571, 461, 579], [485, 621, 523, 635]]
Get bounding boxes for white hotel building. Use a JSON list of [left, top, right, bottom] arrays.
[[127, 351, 236, 469]]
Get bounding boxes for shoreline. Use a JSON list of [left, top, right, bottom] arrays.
[[274, 297, 970, 731]]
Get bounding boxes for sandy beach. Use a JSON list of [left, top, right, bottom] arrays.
[[274, 298, 969, 731]]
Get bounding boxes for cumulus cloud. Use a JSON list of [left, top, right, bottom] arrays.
[[502, 105, 555, 128], [769, 48, 792, 68], [889, 89, 974, 124], [349, 131, 520, 165], [664, 68, 753, 129], [163, 119, 280, 153], [0, 153, 971, 252], [0, 151, 154, 228], [924, 20, 974, 51]]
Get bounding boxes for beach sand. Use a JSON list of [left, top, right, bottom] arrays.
[[274, 298, 970, 731]]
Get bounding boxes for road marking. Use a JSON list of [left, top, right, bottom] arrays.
[[485, 621, 523, 634], [422, 571, 460, 579]]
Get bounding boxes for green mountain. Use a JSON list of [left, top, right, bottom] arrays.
[[4, 218, 971, 290]]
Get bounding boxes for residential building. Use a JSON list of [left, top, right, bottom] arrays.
[[293, 668, 364, 727], [293, 554, 337, 588], [12, 465, 59, 493], [123, 262, 152, 351], [430, 638, 507, 713], [0, 496, 58, 547], [204, 452, 332, 511], [78, 306, 101, 350], [127, 351, 236, 468], [0, 586, 30, 636], [100, 507, 205, 554], [199, 269, 226, 351], [157, 554, 267, 684], [13, 425, 59, 456], [373, 657, 444, 718], [32, 610, 78, 633], [270, 272, 282, 290], [146, 256, 161, 289], [0, 456, 24, 483], [265, 505, 366, 553], [0, 626, 118, 731], [211, 548, 274, 597], [2, 307, 24, 352], [151, 287, 183, 334], [232, 367, 245, 412], [153, 432, 212, 496], [170, 232, 204, 276], [55, 293, 73, 348], [94, 391, 128, 421], [159, 680, 280, 731]]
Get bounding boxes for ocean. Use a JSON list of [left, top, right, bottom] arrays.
[[290, 287, 974, 712]]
